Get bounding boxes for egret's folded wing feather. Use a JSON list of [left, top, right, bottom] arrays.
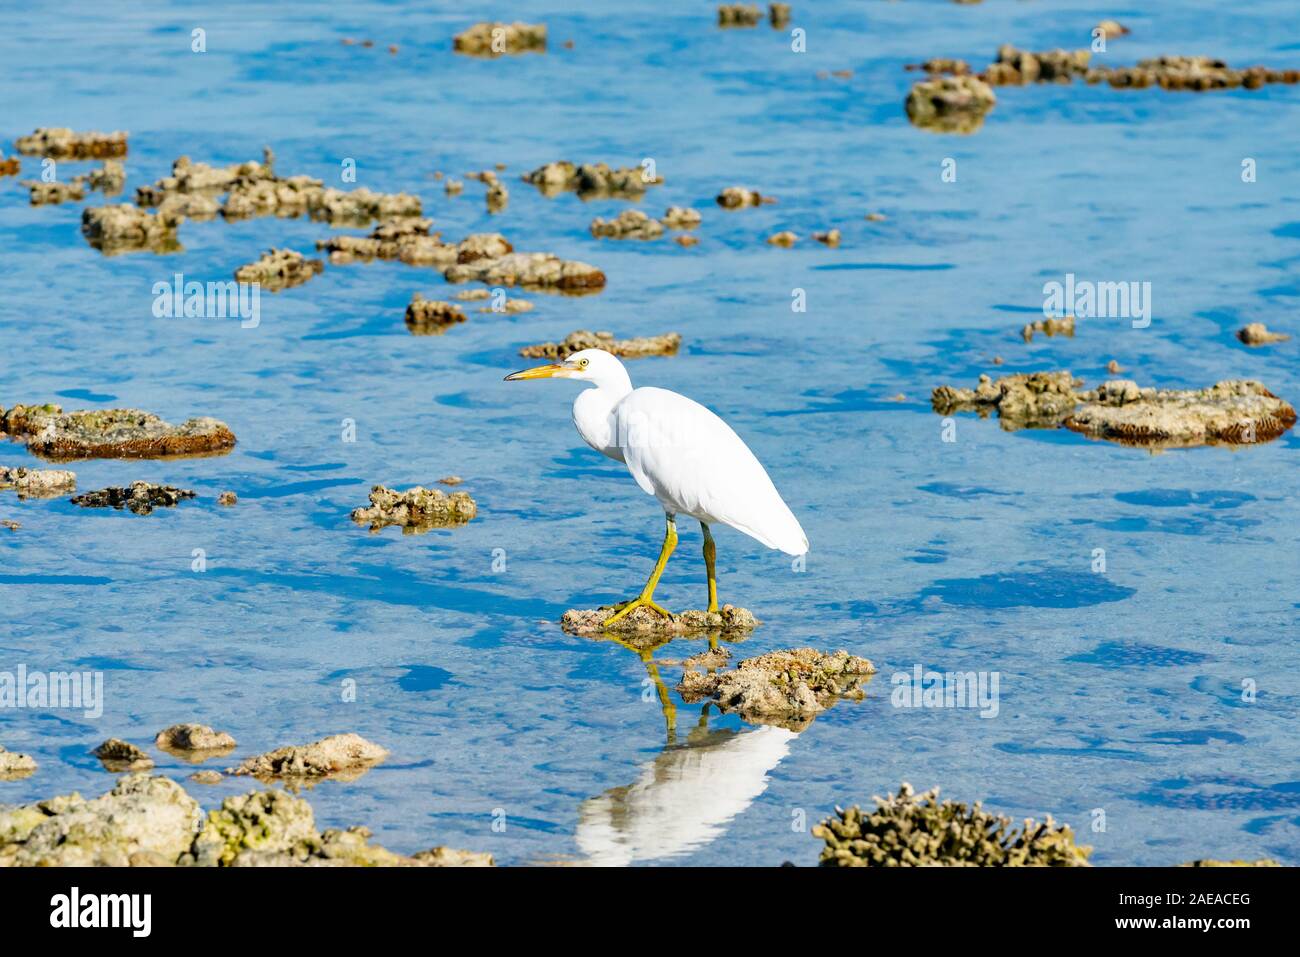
[[616, 387, 808, 555]]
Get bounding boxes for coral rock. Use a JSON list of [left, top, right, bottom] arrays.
[[0, 745, 37, 781], [453, 21, 547, 56], [906, 75, 996, 133], [82, 203, 182, 254], [561, 604, 759, 637], [155, 724, 237, 757], [813, 783, 1091, 867], [234, 248, 324, 290], [351, 484, 477, 532], [591, 209, 665, 240], [1237, 322, 1290, 346], [71, 482, 196, 515], [15, 127, 127, 159], [0, 774, 198, 866], [717, 186, 772, 208], [405, 295, 468, 335], [1022, 314, 1075, 342], [229, 733, 389, 781], [93, 738, 155, 772], [932, 372, 1298, 449], [1, 403, 236, 460], [444, 251, 606, 292], [0, 466, 76, 498], [523, 160, 661, 199], [520, 329, 680, 360], [677, 647, 874, 729]]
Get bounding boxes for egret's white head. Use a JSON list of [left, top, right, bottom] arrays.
[[505, 349, 631, 390]]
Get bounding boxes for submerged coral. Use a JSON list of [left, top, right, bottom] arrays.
[[519, 330, 681, 360], [71, 482, 196, 515], [561, 604, 759, 637], [351, 484, 477, 532], [813, 783, 1091, 867], [677, 647, 874, 729], [1, 403, 236, 460], [229, 733, 388, 782]]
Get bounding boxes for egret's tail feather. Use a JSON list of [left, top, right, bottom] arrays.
[[731, 507, 808, 557]]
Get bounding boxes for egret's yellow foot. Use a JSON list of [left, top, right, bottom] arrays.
[[603, 516, 678, 630], [603, 595, 672, 626]]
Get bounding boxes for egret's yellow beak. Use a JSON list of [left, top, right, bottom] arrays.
[[504, 362, 571, 381]]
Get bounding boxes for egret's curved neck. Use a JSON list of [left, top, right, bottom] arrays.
[[571, 366, 633, 460], [583, 365, 633, 400]]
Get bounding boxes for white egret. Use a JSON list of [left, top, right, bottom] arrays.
[[505, 349, 808, 625]]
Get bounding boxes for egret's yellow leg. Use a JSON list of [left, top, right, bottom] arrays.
[[603, 517, 677, 627], [701, 522, 719, 614], [642, 654, 677, 744]]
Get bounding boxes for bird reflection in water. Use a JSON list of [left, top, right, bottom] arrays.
[[572, 631, 798, 866]]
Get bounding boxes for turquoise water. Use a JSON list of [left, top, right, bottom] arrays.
[[2, 0, 1299, 866]]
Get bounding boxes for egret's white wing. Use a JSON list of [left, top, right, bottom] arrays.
[[615, 387, 808, 555]]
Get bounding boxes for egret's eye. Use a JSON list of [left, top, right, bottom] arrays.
[[580, 358, 590, 368]]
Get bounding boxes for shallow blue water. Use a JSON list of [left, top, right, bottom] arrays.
[[2, 0, 1299, 866]]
